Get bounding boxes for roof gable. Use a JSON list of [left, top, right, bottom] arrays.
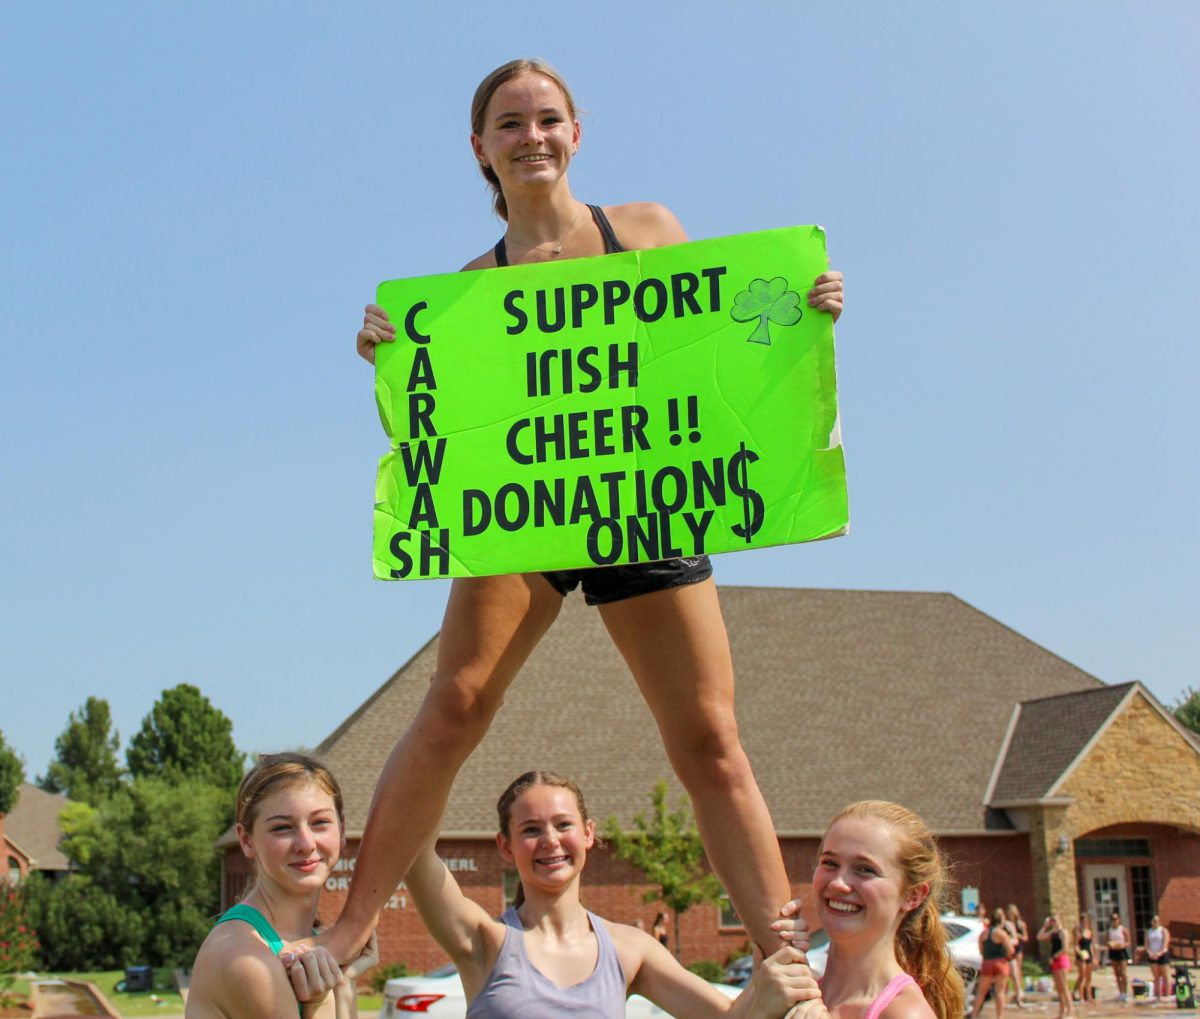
[[988, 684, 1135, 804], [315, 587, 1106, 836], [4, 783, 71, 872]]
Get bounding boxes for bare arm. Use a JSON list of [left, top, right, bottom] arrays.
[[188, 933, 336, 1019], [404, 837, 501, 991]]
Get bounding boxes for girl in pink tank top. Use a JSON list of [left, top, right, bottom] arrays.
[[774, 801, 965, 1019]]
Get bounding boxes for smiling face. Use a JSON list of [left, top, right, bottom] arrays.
[[813, 815, 927, 947], [237, 779, 343, 894], [497, 782, 595, 893], [471, 72, 580, 198]]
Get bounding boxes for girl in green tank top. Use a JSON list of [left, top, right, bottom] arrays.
[[186, 754, 377, 1019]]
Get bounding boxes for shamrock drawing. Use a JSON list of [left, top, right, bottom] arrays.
[[730, 277, 803, 345]]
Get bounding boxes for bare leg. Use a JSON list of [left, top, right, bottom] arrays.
[[598, 578, 790, 953], [324, 573, 562, 958], [969, 976, 994, 1019]]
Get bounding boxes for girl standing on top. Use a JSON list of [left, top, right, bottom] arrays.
[[333, 56, 844, 965]]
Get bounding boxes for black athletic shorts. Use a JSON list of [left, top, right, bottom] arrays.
[[541, 556, 713, 606]]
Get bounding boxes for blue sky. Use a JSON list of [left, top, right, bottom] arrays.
[[3, 2, 1197, 777]]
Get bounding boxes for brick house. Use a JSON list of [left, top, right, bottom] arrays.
[[219, 587, 1200, 969], [3, 783, 71, 885]]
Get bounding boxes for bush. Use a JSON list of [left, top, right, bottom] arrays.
[[0, 884, 39, 974], [22, 874, 144, 971], [371, 961, 412, 993], [687, 958, 725, 982]]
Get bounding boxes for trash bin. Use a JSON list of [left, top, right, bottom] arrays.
[[124, 966, 154, 992], [1174, 964, 1195, 1010]]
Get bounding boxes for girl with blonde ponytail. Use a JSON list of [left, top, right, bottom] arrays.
[[778, 801, 964, 1019]]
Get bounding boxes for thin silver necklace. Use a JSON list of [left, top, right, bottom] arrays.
[[505, 202, 586, 258]]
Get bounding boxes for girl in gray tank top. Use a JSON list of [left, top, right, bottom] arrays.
[[404, 770, 816, 1019], [467, 907, 625, 1019]]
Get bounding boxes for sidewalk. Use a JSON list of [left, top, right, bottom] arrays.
[[991, 962, 1197, 1019]]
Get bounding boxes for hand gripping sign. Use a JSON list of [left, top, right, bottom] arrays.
[[372, 225, 848, 579]]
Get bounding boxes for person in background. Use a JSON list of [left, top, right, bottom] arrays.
[[1037, 915, 1074, 1019], [1105, 912, 1131, 1002], [1143, 915, 1171, 1000], [971, 909, 1016, 1019], [1072, 913, 1094, 1005], [653, 911, 670, 949], [1004, 904, 1028, 1008]]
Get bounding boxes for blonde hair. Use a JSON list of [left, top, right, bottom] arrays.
[[236, 752, 344, 833], [829, 801, 965, 1019], [496, 770, 591, 908], [469, 59, 578, 222]]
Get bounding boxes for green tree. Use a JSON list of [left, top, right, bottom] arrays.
[[1175, 687, 1200, 735], [56, 776, 228, 965], [603, 780, 722, 959], [730, 276, 803, 345], [38, 696, 123, 805], [0, 731, 24, 815], [21, 874, 143, 971], [126, 683, 244, 792]]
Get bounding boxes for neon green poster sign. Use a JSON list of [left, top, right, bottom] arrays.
[[373, 225, 847, 579]]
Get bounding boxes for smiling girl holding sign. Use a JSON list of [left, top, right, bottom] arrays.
[[334, 58, 844, 964]]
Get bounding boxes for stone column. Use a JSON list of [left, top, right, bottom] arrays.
[[1028, 804, 1080, 958]]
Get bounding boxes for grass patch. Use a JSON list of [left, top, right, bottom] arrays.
[[5, 970, 381, 1015]]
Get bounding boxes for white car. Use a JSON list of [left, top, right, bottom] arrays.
[[724, 914, 985, 994], [382, 962, 742, 1017]]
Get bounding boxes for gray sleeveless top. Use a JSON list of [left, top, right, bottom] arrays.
[[466, 906, 627, 1019]]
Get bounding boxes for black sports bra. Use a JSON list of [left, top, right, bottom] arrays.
[[493, 204, 625, 266]]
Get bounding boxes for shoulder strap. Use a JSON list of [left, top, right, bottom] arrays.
[[588, 204, 626, 254], [493, 238, 508, 266], [865, 973, 919, 1019], [215, 903, 285, 955]]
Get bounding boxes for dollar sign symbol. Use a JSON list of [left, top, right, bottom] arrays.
[[730, 442, 764, 542]]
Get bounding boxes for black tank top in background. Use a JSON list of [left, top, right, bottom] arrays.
[[493, 204, 625, 266]]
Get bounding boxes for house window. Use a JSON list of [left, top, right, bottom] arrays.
[[1131, 864, 1154, 942], [718, 891, 743, 930], [503, 870, 522, 909], [6, 856, 20, 884], [1075, 838, 1151, 858]]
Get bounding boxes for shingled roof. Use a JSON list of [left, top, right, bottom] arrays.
[[4, 783, 70, 872], [986, 683, 1198, 804], [314, 587, 1106, 837]]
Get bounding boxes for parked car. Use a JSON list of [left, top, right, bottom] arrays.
[[382, 963, 742, 1017], [722, 914, 984, 995]]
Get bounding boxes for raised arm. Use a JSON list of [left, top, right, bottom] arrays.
[[404, 835, 502, 991]]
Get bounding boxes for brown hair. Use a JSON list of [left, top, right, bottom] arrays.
[[496, 770, 591, 908], [828, 801, 965, 1019], [236, 752, 344, 834], [469, 59, 578, 222]]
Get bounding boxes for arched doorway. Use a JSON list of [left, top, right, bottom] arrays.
[[1075, 821, 1197, 948]]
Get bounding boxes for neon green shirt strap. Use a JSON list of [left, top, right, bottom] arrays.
[[215, 903, 285, 955]]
